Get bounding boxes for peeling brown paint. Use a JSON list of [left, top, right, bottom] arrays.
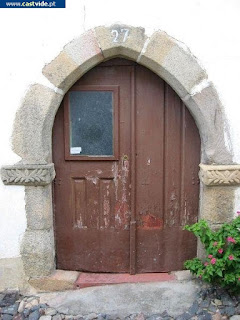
[[112, 162, 119, 201], [115, 158, 130, 229], [115, 201, 130, 229], [103, 184, 110, 228], [86, 176, 98, 184]]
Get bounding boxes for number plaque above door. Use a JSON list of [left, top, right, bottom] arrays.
[[64, 85, 119, 160]]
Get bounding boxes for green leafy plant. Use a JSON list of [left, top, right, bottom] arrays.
[[184, 213, 240, 292]]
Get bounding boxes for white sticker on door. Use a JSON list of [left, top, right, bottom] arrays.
[[71, 147, 82, 154]]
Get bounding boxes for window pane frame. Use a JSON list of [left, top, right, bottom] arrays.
[[64, 85, 119, 161]]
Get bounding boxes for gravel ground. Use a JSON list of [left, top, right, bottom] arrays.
[[0, 285, 240, 320]]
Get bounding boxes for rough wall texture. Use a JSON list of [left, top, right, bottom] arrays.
[[0, 257, 28, 291]]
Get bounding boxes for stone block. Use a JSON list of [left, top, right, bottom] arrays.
[[199, 164, 240, 186], [64, 29, 104, 71], [200, 185, 235, 224], [21, 229, 54, 256], [21, 229, 55, 277], [43, 30, 104, 92], [95, 24, 147, 60], [1, 164, 55, 186], [172, 270, 193, 281], [29, 270, 79, 292], [139, 31, 208, 98], [25, 185, 53, 230], [22, 252, 55, 278], [51, 269, 79, 282], [12, 84, 63, 164], [42, 51, 80, 91], [184, 84, 233, 164]]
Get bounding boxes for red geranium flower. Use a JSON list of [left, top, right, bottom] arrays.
[[227, 237, 236, 244]]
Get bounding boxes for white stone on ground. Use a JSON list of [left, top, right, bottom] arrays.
[[39, 316, 52, 320]]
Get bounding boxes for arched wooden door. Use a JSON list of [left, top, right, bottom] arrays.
[[53, 58, 200, 273]]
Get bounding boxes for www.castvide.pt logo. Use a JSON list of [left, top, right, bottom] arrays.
[[1, 0, 65, 7]]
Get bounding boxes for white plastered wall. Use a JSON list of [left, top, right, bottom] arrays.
[[0, 0, 240, 261]]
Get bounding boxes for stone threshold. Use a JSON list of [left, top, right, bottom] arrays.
[[75, 272, 176, 288], [28, 270, 192, 292]]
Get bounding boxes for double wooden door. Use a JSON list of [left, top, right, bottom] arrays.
[[53, 58, 200, 273]]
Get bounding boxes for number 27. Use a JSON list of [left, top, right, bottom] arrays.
[[111, 29, 129, 43]]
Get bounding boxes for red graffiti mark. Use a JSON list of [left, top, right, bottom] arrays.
[[141, 214, 163, 230]]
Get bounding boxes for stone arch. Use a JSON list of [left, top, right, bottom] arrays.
[[1, 24, 239, 279]]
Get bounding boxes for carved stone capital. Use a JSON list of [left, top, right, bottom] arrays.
[[1, 163, 55, 186], [199, 164, 240, 186]]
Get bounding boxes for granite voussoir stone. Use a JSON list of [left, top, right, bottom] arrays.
[[95, 24, 147, 61], [64, 29, 104, 74], [139, 30, 207, 98]]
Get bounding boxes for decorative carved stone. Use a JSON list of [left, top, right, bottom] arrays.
[[1, 163, 55, 186], [199, 164, 240, 186]]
